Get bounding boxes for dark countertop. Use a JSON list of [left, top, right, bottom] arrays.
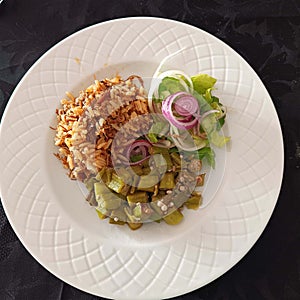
[[0, 0, 299, 299]]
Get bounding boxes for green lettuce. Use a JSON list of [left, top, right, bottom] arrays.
[[158, 77, 186, 100], [148, 121, 168, 143], [197, 147, 215, 168], [201, 114, 230, 148], [191, 73, 217, 95]]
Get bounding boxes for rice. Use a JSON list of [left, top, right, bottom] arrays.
[[53, 75, 151, 181]]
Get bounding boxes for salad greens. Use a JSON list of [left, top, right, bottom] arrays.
[[158, 77, 185, 99], [148, 71, 230, 168], [191, 73, 217, 94]]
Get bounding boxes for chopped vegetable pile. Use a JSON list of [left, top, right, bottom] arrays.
[[85, 147, 204, 230]]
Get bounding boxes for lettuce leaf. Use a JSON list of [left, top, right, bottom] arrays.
[[201, 114, 230, 147], [191, 73, 217, 95], [197, 147, 215, 168], [209, 131, 230, 147], [148, 121, 168, 143], [158, 77, 186, 100]]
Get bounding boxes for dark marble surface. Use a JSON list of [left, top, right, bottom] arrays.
[[0, 0, 299, 299]]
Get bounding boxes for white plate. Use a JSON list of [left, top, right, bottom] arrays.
[[0, 17, 283, 299]]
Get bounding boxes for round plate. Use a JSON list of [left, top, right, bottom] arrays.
[[0, 17, 283, 299]]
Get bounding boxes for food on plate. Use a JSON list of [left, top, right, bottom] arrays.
[[53, 71, 229, 230]]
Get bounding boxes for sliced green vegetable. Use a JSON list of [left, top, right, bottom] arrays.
[[100, 196, 122, 210], [110, 209, 127, 223], [163, 209, 183, 225], [150, 202, 163, 216], [151, 191, 165, 202], [119, 184, 131, 196], [151, 153, 168, 173], [159, 172, 175, 190], [170, 152, 181, 166], [94, 182, 110, 198], [124, 206, 139, 223], [130, 174, 140, 194], [162, 152, 173, 170], [107, 173, 125, 193], [116, 167, 134, 185], [127, 191, 148, 205], [133, 204, 142, 218], [185, 193, 202, 210], [138, 175, 159, 190]]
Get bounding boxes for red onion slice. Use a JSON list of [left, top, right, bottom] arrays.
[[162, 92, 200, 130]]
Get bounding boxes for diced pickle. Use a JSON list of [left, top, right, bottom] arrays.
[[95, 168, 106, 181], [151, 148, 172, 169], [101, 197, 122, 210], [185, 193, 202, 210], [138, 175, 159, 190], [163, 209, 183, 225], [138, 186, 155, 193], [151, 191, 165, 202], [130, 165, 144, 176], [159, 172, 175, 190], [94, 182, 110, 199], [162, 152, 173, 169], [127, 191, 148, 205], [127, 222, 143, 230], [133, 203, 152, 221], [124, 206, 139, 223], [119, 184, 131, 196], [91, 144, 204, 230], [150, 201, 163, 216], [133, 204, 142, 218], [152, 153, 167, 171], [109, 218, 126, 225], [96, 208, 108, 219], [97, 168, 113, 184], [170, 152, 181, 166], [151, 146, 165, 154], [130, 175, 140, 194], [110, 209, 127, 223], [116, 167, 134, 185], [107, 173, 125, 193]]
